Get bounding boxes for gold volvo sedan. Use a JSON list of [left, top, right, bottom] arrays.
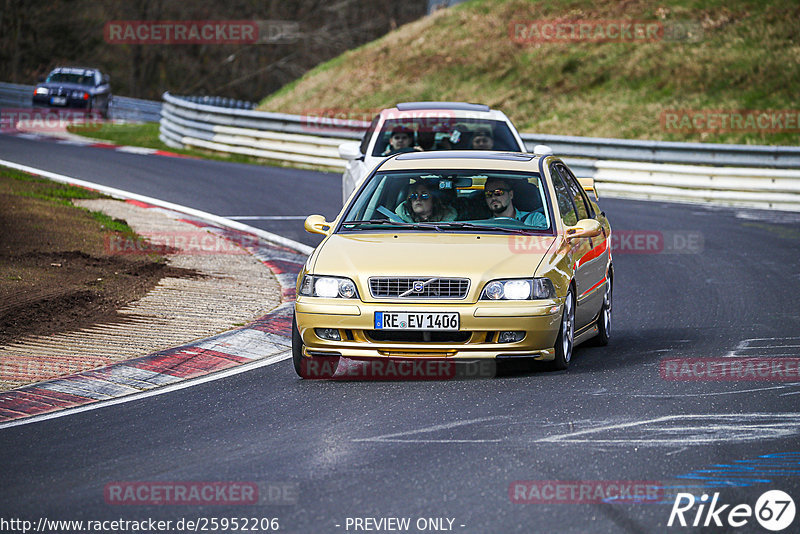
[[293, 150, 612, 378]]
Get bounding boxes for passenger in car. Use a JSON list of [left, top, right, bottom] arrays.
[[484, 177, 547, 228], [395, 179, 457, 223], [471, 127, 494, 150], [381, 126, 422, 156]]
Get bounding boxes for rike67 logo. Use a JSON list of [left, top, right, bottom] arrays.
[[668, 490, 796, 531]]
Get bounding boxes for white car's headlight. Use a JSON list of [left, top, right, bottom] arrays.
[[299, 275, 358, 299], [480, 278, 555, 300], [35, 87, 49, 95]]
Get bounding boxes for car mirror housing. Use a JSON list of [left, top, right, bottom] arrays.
[[304, 214, 332, 236], [338, 141, 362, 161], [565, 219, 602, 241]]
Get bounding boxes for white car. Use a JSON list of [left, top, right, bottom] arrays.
[[338, 102, 526, 204]]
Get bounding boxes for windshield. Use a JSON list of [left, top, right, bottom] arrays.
[[45, 72, 96, 86], [371, 118, 521, 157], [341, 170, 552, 233]]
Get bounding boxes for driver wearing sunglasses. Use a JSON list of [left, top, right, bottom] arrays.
[[395, 179, 457, 223], [484, 177, 546, 228]]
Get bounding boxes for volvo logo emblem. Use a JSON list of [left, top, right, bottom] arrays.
[[412, 281, 425, 293]]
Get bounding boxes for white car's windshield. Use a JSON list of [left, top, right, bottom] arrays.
[[341, 171, 552, 233], [371, 118, 521, 157]]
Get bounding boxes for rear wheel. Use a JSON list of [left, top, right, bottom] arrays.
[[550, 287, 575, 371], [594, 274, 612, 346]]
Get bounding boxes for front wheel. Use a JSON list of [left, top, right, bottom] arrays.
[[550, 287, 575, 370], [292, 313, 337, 378]]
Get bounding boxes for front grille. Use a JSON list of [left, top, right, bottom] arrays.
[[369, 277, 470, 299], [366, 330, 471, 343]]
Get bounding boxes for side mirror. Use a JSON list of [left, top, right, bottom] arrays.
[[304, 214, 332, 236], [565, 219, 602, 241], [578, 177, 598, 201], [338, 141, 362, 161]]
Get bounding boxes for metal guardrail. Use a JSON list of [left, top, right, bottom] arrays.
[[160, 92, 800, 211], [177, 95, 256, 110], [0, 82, 162, 122], [520, 133, 800, 169], [160, 92, 361, 167]]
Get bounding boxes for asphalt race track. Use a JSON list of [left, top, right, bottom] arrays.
[[1, 133, 800, 533], [0, 133, 340, 248]]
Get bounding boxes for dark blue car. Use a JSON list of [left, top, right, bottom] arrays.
[[32, 67, 112, 118]]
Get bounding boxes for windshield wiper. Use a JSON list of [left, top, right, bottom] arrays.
[[342, 220, 443, 232], [434, 222, 537, 235]]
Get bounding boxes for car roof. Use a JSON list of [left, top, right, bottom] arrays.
[[379, 102, 509, 121], [396, 102, 491, 112], [379, 150, 545, 172], [51, 67, 99, 73]]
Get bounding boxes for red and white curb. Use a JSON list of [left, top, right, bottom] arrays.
[[5, 130, 196, 159], [0, 161, 312, 427]]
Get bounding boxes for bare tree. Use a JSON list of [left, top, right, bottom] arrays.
[[0, 0, 427, 100]]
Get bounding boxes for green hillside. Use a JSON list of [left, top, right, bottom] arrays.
[[259, 0, 800, 145]]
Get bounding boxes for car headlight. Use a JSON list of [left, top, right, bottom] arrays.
[[480, 278, 555, 300], [299, 275, 358, 299], [34, 87, 49, 95]]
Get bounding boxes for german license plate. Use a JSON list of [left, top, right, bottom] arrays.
[[374, 312, 459, 330], [50, 96, 67, 105]]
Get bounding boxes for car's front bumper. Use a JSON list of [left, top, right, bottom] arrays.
[[295, 297, 563, 361], [32, 95, 91, 109]]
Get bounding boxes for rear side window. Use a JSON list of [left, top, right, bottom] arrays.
[[549, 165, 578, 226], [558, 164, 594, 219]]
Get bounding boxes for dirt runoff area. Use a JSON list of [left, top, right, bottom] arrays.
[[0, 168, 189, 344], [0, 166, 281, 389]]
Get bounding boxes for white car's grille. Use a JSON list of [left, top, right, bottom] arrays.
[[369, 277, 470, 299]]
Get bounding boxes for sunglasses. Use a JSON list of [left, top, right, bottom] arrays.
[[408, 192, 431, 201], [484, 189, 508, 198]]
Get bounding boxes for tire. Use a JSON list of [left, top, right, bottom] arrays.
[[292, 312, 306, 377], [292, 312, 337, 378], [593, 273, 612, 346], [550, 287, 575, 371]]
